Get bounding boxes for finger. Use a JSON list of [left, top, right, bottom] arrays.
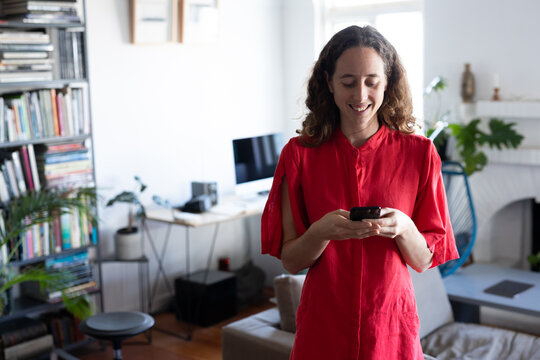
[[334, 208, 351, 218], [379, 207, 395, 217]]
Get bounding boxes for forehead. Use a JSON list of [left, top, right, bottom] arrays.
[[334, 46, 385, 77]]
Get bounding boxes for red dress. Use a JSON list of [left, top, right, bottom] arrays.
[[261, 124, 458, 360]]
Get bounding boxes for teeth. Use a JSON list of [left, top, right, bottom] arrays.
[[352, 105, 368, 112]]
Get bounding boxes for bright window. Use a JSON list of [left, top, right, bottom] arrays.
[[322, 1, 424, 123]]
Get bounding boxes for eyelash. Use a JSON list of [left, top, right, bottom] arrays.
[[342, 82, 378, 88]]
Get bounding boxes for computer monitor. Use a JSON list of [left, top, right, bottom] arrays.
[[232, 133, 284, 196]]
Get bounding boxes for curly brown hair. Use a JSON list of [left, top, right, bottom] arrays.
[[298, 25, 416, 147]]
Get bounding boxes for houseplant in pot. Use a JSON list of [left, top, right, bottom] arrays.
[[106, 176, 147, 260], [0, 187, 96, 319], [425, 76, 524, 176]]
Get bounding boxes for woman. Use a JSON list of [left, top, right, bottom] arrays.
[[261, 26, 458, 359]]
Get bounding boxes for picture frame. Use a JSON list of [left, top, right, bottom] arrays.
[[179, 0, 219, 44], [130, 0, 176, 44]]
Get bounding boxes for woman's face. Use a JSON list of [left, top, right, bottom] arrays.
[[327, 46, 387, 129]]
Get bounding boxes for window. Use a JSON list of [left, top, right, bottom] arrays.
[[321, 0, 424, 123]]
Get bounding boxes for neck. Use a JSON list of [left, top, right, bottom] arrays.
[[341, 119, 381, 147]]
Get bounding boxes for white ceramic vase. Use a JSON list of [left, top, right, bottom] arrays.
[[115, 227, 143, 260]]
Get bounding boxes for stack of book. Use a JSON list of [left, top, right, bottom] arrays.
[[0, 29, 54, 82], [37, 142, 93, 189], [0, 0, 82, 24], [0, 317, 54, 360], [21, 250, 96, 302], [0, 87, 90, 143], [40, 310, 86, 348]]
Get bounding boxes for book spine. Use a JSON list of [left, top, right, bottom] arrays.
[[3, 334, 53, 360], [27, 144, 41, 191], [50, 89, 60, 136], [20, 146, 35, 191], [11, 151, 27, 195], [60, 212, 71, 250]]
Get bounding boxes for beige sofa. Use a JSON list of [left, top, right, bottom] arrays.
[[222, 267, 540, 360]]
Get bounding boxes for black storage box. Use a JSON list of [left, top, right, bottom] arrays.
[[174, 270, 237, 326]]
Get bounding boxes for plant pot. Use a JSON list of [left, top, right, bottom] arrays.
[[115, 227, 143, 260]]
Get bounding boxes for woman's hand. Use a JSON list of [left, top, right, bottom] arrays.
[[306, 209, 381, 242], [364, 207, 415, 239], [366, 207, 433, 272]]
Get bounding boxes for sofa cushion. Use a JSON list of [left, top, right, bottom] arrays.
[[222, 308, 294, 360], [421, 322, 540, 360], [273, 274, 306, 333], [409, 266, 454, 339]]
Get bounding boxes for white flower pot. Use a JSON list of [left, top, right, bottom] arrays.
[[115, 227, 143, 260]]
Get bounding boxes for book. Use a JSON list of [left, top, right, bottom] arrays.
[[0, 316, 48, 348], [11, 150, 28, 194], [0, 51, 49, 59], [4, 159, 20, 197], [27, 144, 41, 191], [3, 334, 53, 360]]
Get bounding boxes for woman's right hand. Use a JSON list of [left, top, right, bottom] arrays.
[[306, 209, 381, 242]]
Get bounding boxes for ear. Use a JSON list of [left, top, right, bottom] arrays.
[[324, 71, 334, 93]]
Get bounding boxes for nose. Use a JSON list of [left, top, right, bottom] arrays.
[[355, 83, 369, 102]]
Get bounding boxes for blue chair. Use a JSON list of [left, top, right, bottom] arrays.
[[438, 161, 477, 277]]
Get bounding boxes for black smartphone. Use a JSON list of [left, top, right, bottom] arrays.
[[350, 206, 381, 221]]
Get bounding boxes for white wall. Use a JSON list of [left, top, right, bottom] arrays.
[[424, 0, 540, 265], [424, 0, 540, 121], [85, 0, 288, 311]]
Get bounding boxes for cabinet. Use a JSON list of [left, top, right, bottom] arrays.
[[0, 0, 102, 351]]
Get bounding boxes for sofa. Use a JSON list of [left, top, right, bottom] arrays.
[[222, 267, 540, 360]]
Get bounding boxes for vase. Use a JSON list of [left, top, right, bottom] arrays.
[[115, 227, 143, 260], [461, 63, 475, 103]]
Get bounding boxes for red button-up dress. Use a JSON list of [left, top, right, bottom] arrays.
[[261, 124, 458, 360]]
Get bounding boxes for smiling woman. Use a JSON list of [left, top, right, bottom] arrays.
[[261, 25, 458, 360]]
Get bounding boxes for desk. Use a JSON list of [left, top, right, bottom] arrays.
[[142, 196, 266, 337], [443, 264, 540, 322]]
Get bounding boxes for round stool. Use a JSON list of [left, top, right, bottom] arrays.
[[79, 311, 154, 360]]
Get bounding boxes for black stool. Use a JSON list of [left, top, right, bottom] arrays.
[[79, 311, 154, 360]]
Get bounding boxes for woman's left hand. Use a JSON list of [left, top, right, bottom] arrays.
[[364, 207, 415, 239]]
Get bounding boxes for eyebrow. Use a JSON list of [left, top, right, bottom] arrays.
[[339, 74, 380, 79]]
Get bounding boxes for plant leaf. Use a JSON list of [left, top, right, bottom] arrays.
[[485, 118, 524, 149]]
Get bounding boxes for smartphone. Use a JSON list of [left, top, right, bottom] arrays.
[[350, 206, 381, 221]]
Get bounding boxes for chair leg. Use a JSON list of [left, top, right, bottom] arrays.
[[112, 341, 123, 360]]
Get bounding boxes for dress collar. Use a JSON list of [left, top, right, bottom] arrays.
[[333, 122, 389, 153]]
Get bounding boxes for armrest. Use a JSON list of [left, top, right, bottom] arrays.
[[222, 308, 294, 360]]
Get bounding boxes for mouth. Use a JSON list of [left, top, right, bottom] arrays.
[[350, 104, 370, 113]]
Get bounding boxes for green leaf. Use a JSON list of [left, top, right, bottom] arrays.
[[485, 118, 524, 149], [62, 293, 93, 320]]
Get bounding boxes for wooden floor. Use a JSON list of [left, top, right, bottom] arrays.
[[73, 289, 275, 360]]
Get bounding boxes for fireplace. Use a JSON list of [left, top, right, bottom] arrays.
[[463, 101, 540, 269]]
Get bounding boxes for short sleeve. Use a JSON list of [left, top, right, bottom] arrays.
[[261, 139, 309, 259], [413, 142, 459, 268]]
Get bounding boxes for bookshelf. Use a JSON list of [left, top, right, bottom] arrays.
[[0, 0, 102, 356]]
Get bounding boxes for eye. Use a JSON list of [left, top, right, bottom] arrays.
[[342, 81, 356, 88], [366, 81, 379, 88]]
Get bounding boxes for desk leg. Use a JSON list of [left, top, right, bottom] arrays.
[[450, 300, 480, 323], [143, 220, 174, 306]]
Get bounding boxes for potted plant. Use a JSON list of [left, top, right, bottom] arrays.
[[106, 176, 147, 260], [0, 187, 96, 319], [425, 76, 524, 176]]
